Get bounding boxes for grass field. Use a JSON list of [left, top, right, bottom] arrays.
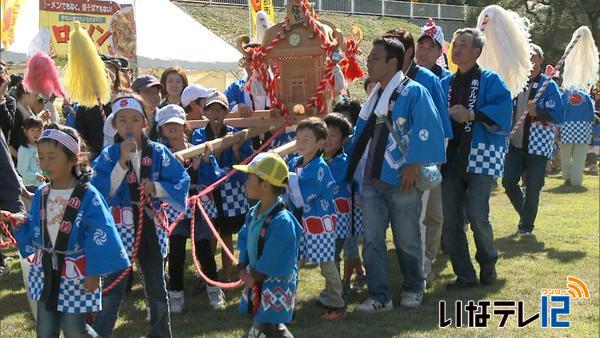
[[1, 174, 598, 337]]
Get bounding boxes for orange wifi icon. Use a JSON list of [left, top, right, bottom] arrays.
[[565, 276, 590, 299]]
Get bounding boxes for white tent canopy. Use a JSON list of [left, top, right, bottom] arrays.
[[0, 0, 242, 72]]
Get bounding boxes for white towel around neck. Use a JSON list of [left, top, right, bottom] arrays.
[[358, 71, 406, 120]]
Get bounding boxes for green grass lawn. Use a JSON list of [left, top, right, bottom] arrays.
[[1, 174, 598, 337]]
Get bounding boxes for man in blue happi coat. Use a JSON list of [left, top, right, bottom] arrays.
[[348, 37, 445, 313], [502, 44, 564, 236], [440, 28, 513, 289]]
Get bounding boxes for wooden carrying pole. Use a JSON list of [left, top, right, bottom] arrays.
[[187, 117, 287, 130], [176, 126, 271, 159], [273, 140, 297, 156], [186, 110, 282, 129]]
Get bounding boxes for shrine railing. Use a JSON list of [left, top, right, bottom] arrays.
[[174, 0, 470, 22]]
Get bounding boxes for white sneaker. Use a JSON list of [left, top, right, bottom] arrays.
[[400, 291, 423, 308], [517, 230, 533, 237], [355, 298, 393, 313], [168, 290, 184, 314], [145, 306, 151, 321], [314, 289, 328, 307], [207, 286, 226, 310]]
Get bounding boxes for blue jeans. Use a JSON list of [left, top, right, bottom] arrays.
[[36, 301, 96, 338], [94, 224, 172, 338], [441, 174, 498, 283], [502, 145, 547, 232], [361, 181, 423, 303]]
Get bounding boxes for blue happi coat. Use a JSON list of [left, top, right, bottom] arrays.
[[560, 88, 595, 144], [436, 66, 453, 79], [166, 154, 221, 240], [13, 183, 130, 313], [442, 69, 513, 177], [325, 151, 363, 239], [191, 125, 253, 218], [513, 73, 564, 159], [238, 201, 302, 323], [224, 78, 248, 110], [348, 77, 446, 187], [91, 141, 190, 259], [410, 63, 453, 139], [287, 155, 338, 263]]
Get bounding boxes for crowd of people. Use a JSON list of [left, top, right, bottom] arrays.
[[0, 17, 598, 338]]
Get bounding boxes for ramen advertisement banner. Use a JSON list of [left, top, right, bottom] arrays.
[[38, 0, 136, 67]]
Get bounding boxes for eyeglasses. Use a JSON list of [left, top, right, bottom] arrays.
[[366, 55, 387, 64]]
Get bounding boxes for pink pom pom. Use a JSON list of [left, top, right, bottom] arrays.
[[23, 51, 68, 100]]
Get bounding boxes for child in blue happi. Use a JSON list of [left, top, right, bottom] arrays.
[[155, 104, 225, 312], [287, 117, 347, 320], [91, 93, 190, 338], [323, 113, 366, 299], [191, 91, 253, 283], [235, 152, 301, 338], [3, 124, 130, 337], [560, 88, 596, 186]]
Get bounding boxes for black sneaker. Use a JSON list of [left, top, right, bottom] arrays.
[[342, 282, 352, 301], [352, 273, 367, 289], [446, 279, 477, 290], [517, 230, 533, 237], [480, 264, 497, 285], [248, 323, 293, 338]]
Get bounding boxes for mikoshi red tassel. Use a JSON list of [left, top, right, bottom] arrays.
[[344, 57, 365, 83]]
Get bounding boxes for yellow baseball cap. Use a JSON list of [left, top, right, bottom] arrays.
[[233, 153, 289, 187]]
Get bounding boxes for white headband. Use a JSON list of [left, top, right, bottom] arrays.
[[39, 129, 80, 155], [111, 97, 145, 118]]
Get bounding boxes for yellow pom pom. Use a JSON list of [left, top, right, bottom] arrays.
[[63, 21, 111, 107]]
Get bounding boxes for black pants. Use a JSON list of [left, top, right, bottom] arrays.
[[168, 235, 218, 291]]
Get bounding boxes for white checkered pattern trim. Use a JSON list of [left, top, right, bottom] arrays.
[[116, 222, 135, 259], [28, 258, 44, 301], [467, 142, 506, 177], [353, 207, 364, 237], [561, 121, 593, 144], [528, 123, 555, 159], [299, 232, 335, 263], [335, 211, 351, 240], [57, 277, 102, 313], [200, 199, 218, 219], [164, 204, 191, 223], [156, 227, 168, 259], [220, 181, 249, 217]]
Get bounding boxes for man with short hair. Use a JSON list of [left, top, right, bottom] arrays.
[[348, 37, 445, 312], [224, 55, 269, 117], [502, 44, 564, 236], [416, 18, 452, 79], [383, 27, 453, 286], [132, 75, 163, 141], [440, 28, 512, 289]]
